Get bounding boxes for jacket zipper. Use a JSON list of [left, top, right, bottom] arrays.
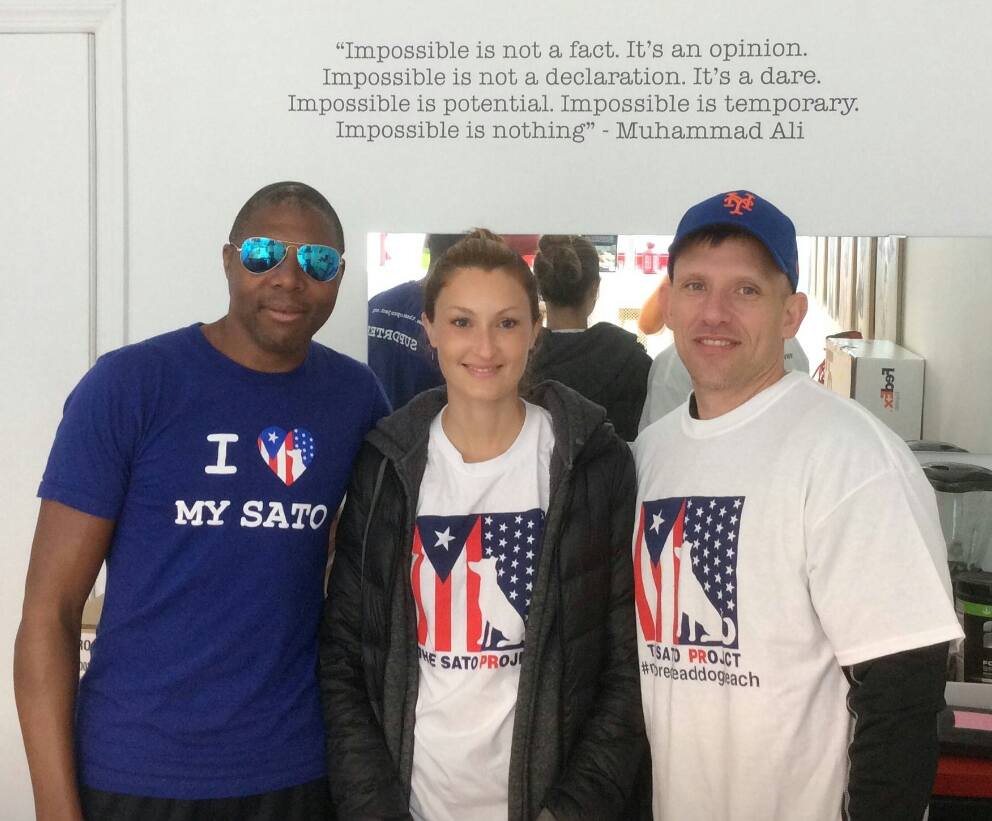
[[517, 458, 574, 818]]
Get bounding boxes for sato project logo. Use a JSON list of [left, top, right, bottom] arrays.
[[880, 367, 897, 410]]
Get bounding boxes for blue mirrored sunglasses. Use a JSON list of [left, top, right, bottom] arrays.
[[234, 236, 343, 282]]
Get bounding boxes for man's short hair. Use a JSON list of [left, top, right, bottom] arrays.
[[229, 181, 345, 252]]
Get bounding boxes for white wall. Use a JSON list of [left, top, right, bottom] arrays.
[[902, 238, 992, 452], [0, 29, 93, 821]]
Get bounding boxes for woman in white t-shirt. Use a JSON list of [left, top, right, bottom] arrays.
[[320, 230, 648, 821]]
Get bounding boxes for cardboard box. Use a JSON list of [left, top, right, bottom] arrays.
[[824, 338, 924, 440]]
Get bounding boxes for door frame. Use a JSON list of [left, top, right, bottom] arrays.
[[0, 0, 127, 358]]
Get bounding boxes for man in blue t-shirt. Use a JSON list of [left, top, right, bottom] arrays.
[[14, 181, 390, 820], [367, 233, 463, 409]]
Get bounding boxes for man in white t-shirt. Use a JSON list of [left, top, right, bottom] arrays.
[[632, 189, 962, 821]]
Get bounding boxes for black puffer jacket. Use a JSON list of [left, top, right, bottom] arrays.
[[319, 381, 648, 821], [529, 324, 651, 442]]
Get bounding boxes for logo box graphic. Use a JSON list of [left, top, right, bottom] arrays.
[[635, 496, 743, 648], [412, 509, 544, 654]]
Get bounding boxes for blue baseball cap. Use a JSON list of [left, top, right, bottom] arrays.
[[668, 190, 799, 291]]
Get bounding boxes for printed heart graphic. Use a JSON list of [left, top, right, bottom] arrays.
[[257, 426, 316, 486]]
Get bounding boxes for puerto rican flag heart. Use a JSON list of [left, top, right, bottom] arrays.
[[257, 426, 316, 486]]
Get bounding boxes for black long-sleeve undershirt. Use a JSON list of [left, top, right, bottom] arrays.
[[844, 642, 950, 821]]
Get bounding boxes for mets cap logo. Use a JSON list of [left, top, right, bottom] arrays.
[[723, 191, 756, 216]]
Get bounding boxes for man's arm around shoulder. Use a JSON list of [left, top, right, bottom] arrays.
[[14, 500, 113, 821]]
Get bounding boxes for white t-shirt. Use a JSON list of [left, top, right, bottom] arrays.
[[632, 372, 961, 821], [409, 401, 555, 821], [639, 337, 810, 432]]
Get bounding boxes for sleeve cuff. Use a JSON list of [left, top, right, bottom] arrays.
[[38, 480, 120, 521], [835, 624, 964, 667]]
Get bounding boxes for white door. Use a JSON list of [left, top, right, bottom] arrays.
[[0, 32, 93, 818]]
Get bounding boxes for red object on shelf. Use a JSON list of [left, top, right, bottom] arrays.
[[503, 234, 540, 257], [934, 755, 992, 798], [633, 243, 670, 274], [642, 242, 659, 274], [379, 233, 391, 266]]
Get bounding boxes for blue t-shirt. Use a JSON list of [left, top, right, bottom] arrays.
[[367, 280, 443, 410], [39, 324, 389, 799]]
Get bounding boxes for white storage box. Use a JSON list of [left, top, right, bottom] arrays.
[[824, 338, 924, 440]]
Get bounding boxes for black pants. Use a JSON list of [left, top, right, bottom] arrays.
[[80, 777, 334, 821]]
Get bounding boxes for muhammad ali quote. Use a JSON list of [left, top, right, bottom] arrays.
[[287, 37, 860, 143]]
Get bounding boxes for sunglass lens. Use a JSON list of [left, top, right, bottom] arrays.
[[240, 237, 286, 274], [298, 245, 342, 282]]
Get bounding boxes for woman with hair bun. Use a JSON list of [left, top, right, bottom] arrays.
[[319, 229, 648, 821], [530, 235, 651, 441]]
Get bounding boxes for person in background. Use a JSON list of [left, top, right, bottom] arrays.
[[320, 229, 648, 821], [636, 276, 670, 336], [632, 189, 961, 821], [15, 181, 388, 820], [368, 233, 463, 410], [529, 234, 652, 441]]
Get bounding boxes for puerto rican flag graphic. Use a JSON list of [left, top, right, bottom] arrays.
[[412, 509, 544, 653], [257, 426, 315, 486], [634, 496, 743, 648]]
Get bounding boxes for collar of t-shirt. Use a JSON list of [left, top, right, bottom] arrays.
[[430, 400, 543, 476], [683, 371, 804, 439]]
